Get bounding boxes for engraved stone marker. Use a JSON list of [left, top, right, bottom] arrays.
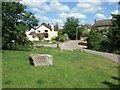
[[29, 54, 53, 66]]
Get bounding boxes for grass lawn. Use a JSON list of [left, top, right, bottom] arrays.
[[2, 47, 119, 88]]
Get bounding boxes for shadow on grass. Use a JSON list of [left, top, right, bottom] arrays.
[[4, 80, 12, 85], [101, 76, 120, 90], [37, 79, 46, 85]]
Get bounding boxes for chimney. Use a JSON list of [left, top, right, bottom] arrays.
[[51, 25, 54, 31]]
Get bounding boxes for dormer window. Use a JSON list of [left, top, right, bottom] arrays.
[[38, 31, 41, 32], [45, 30, 48, 32]]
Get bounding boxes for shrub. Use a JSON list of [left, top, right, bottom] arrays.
[[87, 29, 101, 50]]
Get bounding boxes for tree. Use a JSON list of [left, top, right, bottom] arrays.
[[87, 29, 101, 50], [55, 22, 59, 29], [64, 17, 82, 40], [108, 14, 120, 50], [2, 2, 38, 49]]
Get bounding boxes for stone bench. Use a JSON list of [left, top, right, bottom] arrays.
[[29, 54, 53, 66]]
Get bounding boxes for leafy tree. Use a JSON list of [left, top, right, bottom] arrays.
[[108, 14, 120, 51], [55, 22, 59, 29], [2, 2, 38, 49], [64, 17, 82, 40], [87, 29, 101, 50]]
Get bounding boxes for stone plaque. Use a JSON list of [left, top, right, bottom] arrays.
[[29, 54, 53, 66]]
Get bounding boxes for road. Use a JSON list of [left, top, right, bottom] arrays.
[[34, 40, 120, 63]]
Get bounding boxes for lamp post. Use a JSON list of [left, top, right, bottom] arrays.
[[76, 26, 81, 46], [76, 27, 78, 46]]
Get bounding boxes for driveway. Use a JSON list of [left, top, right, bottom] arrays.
[[34, 40, 120, 63]]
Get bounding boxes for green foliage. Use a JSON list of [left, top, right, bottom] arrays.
[[52, 30, 69, 42], [87, 29, 101, 50], [81, 29, 90, 37], [64, 17, 82, 40], [108, 14, 120, 50], [2, 2, 38, 50], [87, 14, 120, 54], [54, 22, 59, 29], [14, 43, 32, 51]]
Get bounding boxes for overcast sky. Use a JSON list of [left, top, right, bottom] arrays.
[[20, 0, 119, 26]]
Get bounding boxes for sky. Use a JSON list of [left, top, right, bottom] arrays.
[[19, 0, 119, 26]]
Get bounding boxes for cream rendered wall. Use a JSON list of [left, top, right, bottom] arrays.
[[36, 25, 51, 40], [26, 28, 39, 41], [26, 25, 58, 41]]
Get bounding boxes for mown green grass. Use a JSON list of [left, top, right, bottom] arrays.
[[2, 47, 119, 88]]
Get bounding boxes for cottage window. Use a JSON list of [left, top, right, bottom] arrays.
[[45, 30, 48, 32], [32, 35, 36, 38], [44, 33, 48, 38]]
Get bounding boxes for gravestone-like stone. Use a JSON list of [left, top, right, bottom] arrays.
[[29, 54, 53, 66]]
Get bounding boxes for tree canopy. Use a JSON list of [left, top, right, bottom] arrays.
[[63, 17, 82, 40], [2, 2, 38, 49], [87, 14, 120, 54], [108, 14, 120, 50]]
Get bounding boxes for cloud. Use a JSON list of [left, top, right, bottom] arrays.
[[58, 12, 86, 21], [34, 13, 49, 22], [52, 19, 64, 25], [94, 13, 106, 20], [72, 1, 103, 13], [20, 0, 47, 8], [29, 8, 45, 14], [106, 0, 119, 2], [111, 10, 120, 14], [20, 0, 70, 12], [49, 1, 70, 12]]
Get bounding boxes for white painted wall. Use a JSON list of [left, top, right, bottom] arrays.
[[26, 25, 58, 41], [36, 25, 51, 40], [26, 28, 39, 41]]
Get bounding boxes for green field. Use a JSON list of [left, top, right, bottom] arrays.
[[2, 47, 119, 88]]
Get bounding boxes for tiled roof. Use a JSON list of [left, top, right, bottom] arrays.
[[93, 19, 112, 27]]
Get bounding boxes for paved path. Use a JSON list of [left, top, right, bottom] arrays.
[[34, 40, 119, 63], [83, 49, 119, 63]]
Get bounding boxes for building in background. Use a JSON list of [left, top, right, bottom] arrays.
[[93, 19, 112, 30], [26, 23, 58, 41]]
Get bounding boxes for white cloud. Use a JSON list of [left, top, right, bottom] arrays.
[[106, 0, 119, 2], [72, 1, 103, 13], [94, 13, 106, 20], [58, 12, 86, 21], [20, 0, 70, 12], [111, 10, 120, 14], [34, 14, 49, 22], [49, 1, 70, 12], [30, 8, 45, 14], [20, 0, 47, 8], [52, 19, 64, 25]]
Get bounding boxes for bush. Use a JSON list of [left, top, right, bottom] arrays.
[[52, 33, 69, 42], [87, 30, 101, 50]]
